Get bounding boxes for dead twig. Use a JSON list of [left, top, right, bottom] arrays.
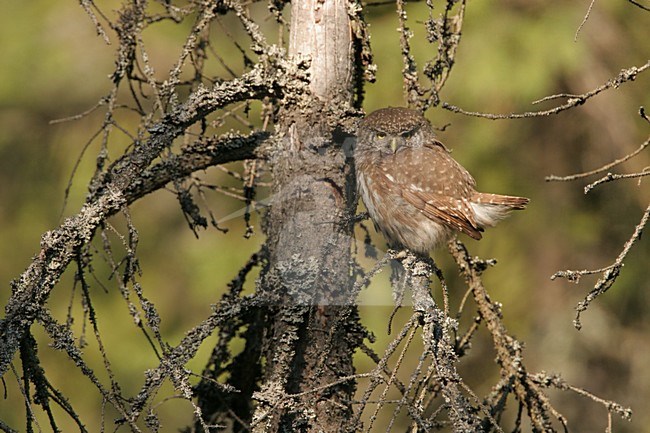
[[552, 203, 650, 330], [546, 137, 649, 182], [443, 61, 650, 119]]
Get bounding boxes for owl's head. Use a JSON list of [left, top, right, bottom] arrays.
[[355, 107, 434, 156]]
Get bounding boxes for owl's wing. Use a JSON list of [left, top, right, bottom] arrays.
[[390, 145, 483, 240], [401, 189, 483, 239]]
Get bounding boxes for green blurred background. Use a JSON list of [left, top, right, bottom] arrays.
[[1, 1, 649, 432]]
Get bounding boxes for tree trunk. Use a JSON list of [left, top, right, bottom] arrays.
[[251, 1, 362, 432]]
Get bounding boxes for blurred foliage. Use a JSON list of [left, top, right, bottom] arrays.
[[1, 1, 649, 432]]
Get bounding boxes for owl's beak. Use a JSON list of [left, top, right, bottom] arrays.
[[390, 138, 398, 153]]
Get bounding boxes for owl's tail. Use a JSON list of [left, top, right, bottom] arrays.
[[470, 192, 529, 227], [473, 193, 529, 209]]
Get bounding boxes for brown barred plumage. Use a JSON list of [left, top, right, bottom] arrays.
[[355, 107, 529, 253]]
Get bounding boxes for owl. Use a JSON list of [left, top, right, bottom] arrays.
[[355, 107, 529, 254]]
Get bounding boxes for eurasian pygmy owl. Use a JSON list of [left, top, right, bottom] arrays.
[[355, 107, 529, 254]]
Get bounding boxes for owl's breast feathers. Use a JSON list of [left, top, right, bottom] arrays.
[[383, 145, 485, 240], [357, 157, 453, 252]]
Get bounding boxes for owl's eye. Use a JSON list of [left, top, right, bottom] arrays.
[[376, 132, 386, 139], [401, 130, 413, 138]]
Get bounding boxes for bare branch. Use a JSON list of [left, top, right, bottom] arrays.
[[584, 169, 650, 193], [552, 203, 650, 330], [79, 0, 111, 44], [627, 0, 650, 12], [422, 0, 466, 109], [1, 57, 305, 377], [546, 137, 649, 182], [0, 187, 126, 378], [531, 373, 632, 422], [442, 60, 650, 119], [396, 0, 421, 107], [124, 131, 269, 205], [575, 0, 597, 41], [449, 241, 568, 432]]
